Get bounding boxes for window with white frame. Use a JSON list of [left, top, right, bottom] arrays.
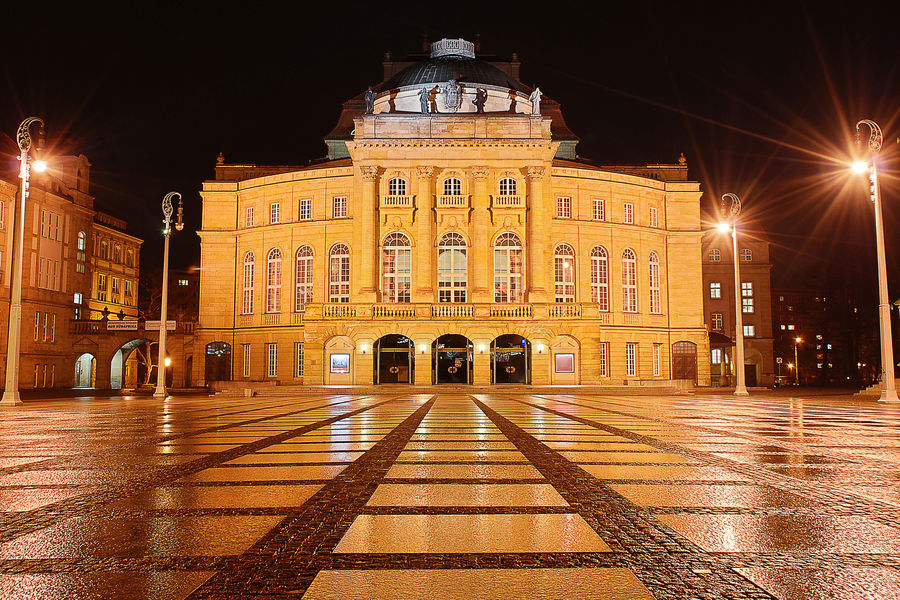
[[649, 252, 661, 314], [111, 277, 120, 299], [650, 206, 658, 227], [592, 198, 605, 221], [622, 248, 637, 312], [267, 343, 277, 377], [295, 342, 305, 377], [388, 177, 407, 196], [741, 281, 754, 313], [599, 342, 608, 377], [382, 233, 411, 303], [242, 251, 255, 314], [246, 206, 254, 227], [43, 313, 48, 342], [332, 196, 347, 218], [242, 343, 251, 377], [438, 232, 467, 303], [624, 202, 634, 224], [97, 273, 107, 301], [493, 232, 523, 303], [711, 348, 722, 364], [710, 282, 721, 299], [591, 246, 609, 311], [743, 324, 756, 337], [77, 231, 85, 250], [653, 343, 661, 376], [329, 243, 350, 302], [443, 177, 462, 196], [709, 248, 720, 262], [499, 177, 517, 196], [266, 248, 282, 313], [556, 196, 571, 218], [740, 248, 752, 262], [554, 244, 575, 302], [299, 198, 311, 221], [626, 342, 636, 376], [295, 246, 314, 311], [270, 203, 280, 224], [33, 312, 40, 341], [711, 312, 723, 330]]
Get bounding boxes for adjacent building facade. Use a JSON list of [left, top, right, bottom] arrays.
[[195, 38, 710, 387]]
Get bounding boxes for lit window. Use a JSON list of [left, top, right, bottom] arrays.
[[499, 177, 517, 196], [74, 292, 83, 305], [626, 342, 636, 376], [743, 325, 755, 337], [622, 249, 637, 312], [787, 324, 795, 330], [649, 252, 661, 314], [388, 177, 407, 196], [242, 343, 250, 378], [329, 243, 350, 302], [299, 198, 311, 221], [382, 233, 411, 303], [443, 177, 462, 196], [780, 324, 786, 330], [592, 198, 605, 221], [332, 196, 348, 218], [270, 203, 281, 224], [599, 342, 608, 377], [295, 342, 305, 377], [178, 279, 189, 286], [494, 233, 523, 303], [77, 231, 85, 250], [242, 251, 255, 314], [653, 343, 661, 376], [246, 206, 254, 227], [295, 246, 314, 311], [741, 281, 754, 313], [827, 343, 832, 350], [554, 244, 575, 302], [624, 203, 634, 224], [590, 246, 608, 311], [266, 248, 283, 313], [710, 282, 721, 299], [650, 206, 658, 227], [438, 233, 467, 303], [709, 249, 721, 262], [711, 348, 722, 364], [740, 248, 752, 261], [556, 196, 571, 218], [711, 313, 723, 330], [267, 343, 277, 378]]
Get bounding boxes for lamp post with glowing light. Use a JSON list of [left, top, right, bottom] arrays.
[[153, 192, 184, 399], [2, 118, 47, 406], [852, 119, 898, 402], [718, 193, 749, 396], [794, 337, 801, 385]]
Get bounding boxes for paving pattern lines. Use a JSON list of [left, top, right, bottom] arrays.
[[0, 395, 404, 544]]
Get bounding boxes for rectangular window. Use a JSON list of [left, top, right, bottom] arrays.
[[113, 245, 121, 263], [709, 282, 721, 299], [599, 342, 608, 377], [709, 249, 721, 262], [711, 312, 723, 330], [74, 292, 83, 305], [650, 206, 658, 227], [711, 348, 722, 364], [554, 353, 575, 373], [242, 343, 250, 378], [97, 273, 107, 302], [0, 200, 4, 229], [270, 202, 280, 224], [299, 198, 311, 221], [50, 364, 56, 387], [592, 198, 605, 221], [743, 325, 756, 337], [246, 206, 254, 227], [296, 342, 305, 377], [124, 281, 133, 302], [267, 343, 277, 378], [34, 312, 40, 341], [111, 277, 120, 297], [34, 364, 39, 388], [741, 281, 754, 313], [740, 248, 752, 262], [333, 196, 348, 218], [43, 313, 48, 342], [556, 196, 571, 218], [626, 343, 636, 376], [624, 203, 634, 224], [50, 314, 56, 343], [652, 343, 661, 376]]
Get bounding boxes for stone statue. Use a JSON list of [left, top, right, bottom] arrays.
[[443, 79, 462, 112], [472, 88, 487, 113], [529, 87, 543, 115], [419, 86, 431, 113], [364, 86, 376, 114]]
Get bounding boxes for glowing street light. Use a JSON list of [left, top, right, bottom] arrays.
[[2, 118, 45, 406], [719, 193, 748, 396], [153, 192, 184, 399], [794, 337, 802, 385], [855, 119, 897, 402]]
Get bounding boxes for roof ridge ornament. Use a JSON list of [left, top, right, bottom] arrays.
[[431, 38, 475, 59]]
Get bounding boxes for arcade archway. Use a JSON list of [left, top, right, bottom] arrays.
[[491, 334, 531, 384], [110, 338, 151, 390], [374, 334, 414, 384], [74, 353, 96, 388], [433, 334, 472, 384]]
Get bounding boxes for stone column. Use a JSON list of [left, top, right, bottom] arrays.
[[525, 166, 548, 303], [414, 166, 436, 302], [470, 166, 491, 302], [473, 343, 491, 385], [357, 166, 379, 302], [414, 339, 432, 385]]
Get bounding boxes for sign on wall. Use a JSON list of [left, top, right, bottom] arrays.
[[145, 320, 177, 331], [107, 321, 138, 331]]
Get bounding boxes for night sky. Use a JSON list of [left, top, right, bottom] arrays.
[[3, 1, 899, 302]]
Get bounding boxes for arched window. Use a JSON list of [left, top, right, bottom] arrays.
[[242, 251, 255, 314], [77, 231, 86, 251], [649, 251, 661, 314], [709, 248, 721, 262], [554, 244, 576, 303], [382, 233, 411, 303], [591, 246, 609, 311], [438, 232, 467, 303], [266, 248, 282, 313], [443, 177, 462, 196], [388, 177, 407, 196], [499, 177, 517, 196], [622, 248, 637, 313], [494, 232, 523, 303], [329, 243, 350, 303], [295, 246, 314, 311]]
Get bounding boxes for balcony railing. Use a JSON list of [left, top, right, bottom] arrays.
[[431, 304, 474, 318], [264, 313, 281, 326], [490, 304, 532, 318], [381, 195, 414, 208], [372, 304, 417, 319], [437, 194, 469, 208], [548, 303, 581, 318], [492, 195, 523, 207], [323, 304, 357, 318]]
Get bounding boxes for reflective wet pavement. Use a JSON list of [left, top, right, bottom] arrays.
[[1, 392, 900, 598]]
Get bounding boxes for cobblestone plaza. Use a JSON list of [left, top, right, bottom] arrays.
[[1, 391, 900, 599]]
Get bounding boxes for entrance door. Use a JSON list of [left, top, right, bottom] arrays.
[[672, 341, 697, 382], [744, 364, 757, 387], [433, 334, 473, 384], [375, 335, 413, 384], [492, 334, 531, 384], [205, 342, 232, 383]]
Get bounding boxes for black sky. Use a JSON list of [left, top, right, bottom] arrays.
[[3, 1, 899, 300]]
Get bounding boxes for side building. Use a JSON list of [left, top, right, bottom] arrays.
[[195, 38, 710, 388]]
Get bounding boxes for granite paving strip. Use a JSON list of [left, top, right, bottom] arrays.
[[185, 397, 437, 599]]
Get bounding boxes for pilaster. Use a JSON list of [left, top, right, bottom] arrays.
[[525, 166, 548, 302], [414, 166, 436, 302], [356, 166, 379, 302], [470, 166, 491, 302]]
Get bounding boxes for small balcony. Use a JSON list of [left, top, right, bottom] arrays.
[[372, 304, 417, 319], [431, 304, 474, 318], [491, 195, 523, 208], [437, 194, 469, 208], [381, 195, 414, 208]]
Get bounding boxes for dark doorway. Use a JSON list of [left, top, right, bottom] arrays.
[[433, 334, 473, 384], [672, 341, 697, 382], [491, 334, 531, 384], [185, 356, 193, 387], [744, 364, 757, 387], [205, 342, 232, 383], [375, 334, 414, 384]]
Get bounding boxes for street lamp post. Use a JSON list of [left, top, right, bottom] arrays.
[[153, 192, 183, 399], [2, 118, 46, 406], [719, 193, 749, 396], [794, 337, 801, 385], [854, 119, 898, 402]]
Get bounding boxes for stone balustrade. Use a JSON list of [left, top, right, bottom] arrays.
[[381, 195, 414, 208], [491, 194, 523, 207], [437, 194, 469, 208]]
